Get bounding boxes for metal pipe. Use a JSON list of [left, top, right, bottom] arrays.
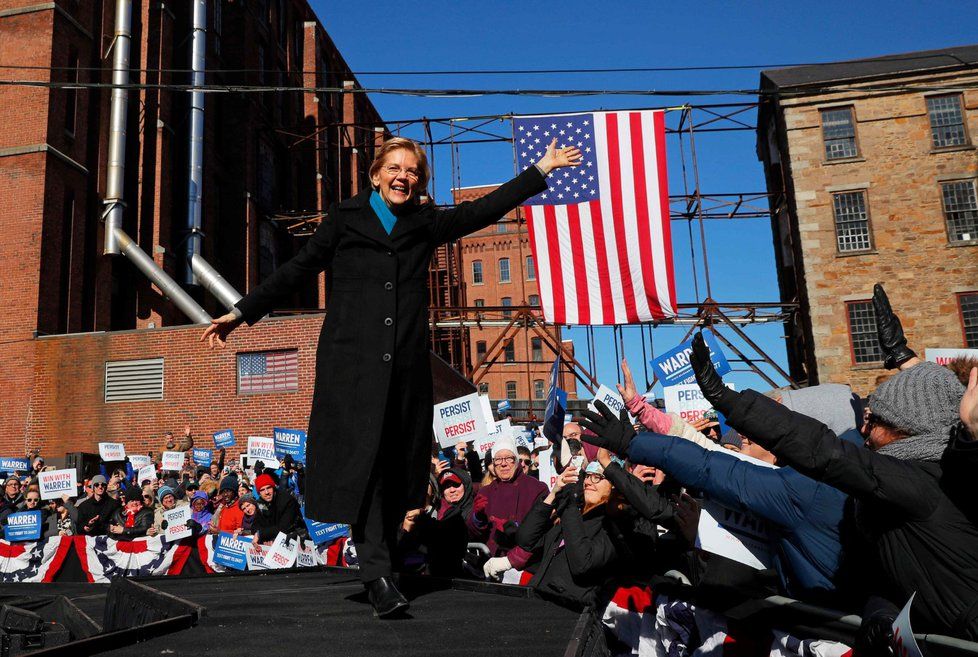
[[190, 254, 243, 311], [114, 228, 212, 324], [103, 0, 132, 255], [184, 0, 207, 284]]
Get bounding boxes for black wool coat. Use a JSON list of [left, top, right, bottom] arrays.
[[235, 167, 548, 524]]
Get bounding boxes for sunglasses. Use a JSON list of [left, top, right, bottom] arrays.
[[92, 483, 106, 488], [25, 498, 40, 503], [520, 459, 532, 466]]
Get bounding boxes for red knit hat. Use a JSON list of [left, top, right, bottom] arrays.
[[254, 473, 275, 492]]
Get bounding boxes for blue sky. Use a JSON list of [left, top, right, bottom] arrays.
[[311, 0, 978, 397]]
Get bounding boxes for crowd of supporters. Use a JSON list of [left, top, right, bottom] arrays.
[[2, 285, 976, 653]]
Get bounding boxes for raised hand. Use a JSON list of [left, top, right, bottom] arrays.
[[580, 400, 636, 456], [535, 138, 583, 174], [200, 312, 242, 349], [616, 358, 638, 403], [690, 332, 735, 413], [872, 283, 916, 369]]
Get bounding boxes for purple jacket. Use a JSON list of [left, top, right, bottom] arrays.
[[466, 468, 547, 566]]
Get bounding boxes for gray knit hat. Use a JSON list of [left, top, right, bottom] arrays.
[[869, 362, 964, 461]]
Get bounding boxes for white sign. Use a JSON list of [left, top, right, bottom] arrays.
[[128, 454, 152, 469], [247, 542, 269, 570], [163, 506, 192, 542], [38, 468, 77, 501], [432, 393, 490, 449], [98, 442, 126, 462], [588, 384, 626, 416], [892, 593, 923, 657], [475, 419, 512, 457], [663, 382, 735, 425], [263, 532, 298, 569], [136, 464, 157, 485], [246, 437, 280, 468], [161, 451, 185, 471], [478, 393, 496, 425], [537, 447, 557, 491], [297, 541, 318, 568], [696, 499, 772, 570], [925, 348, 978, 367]]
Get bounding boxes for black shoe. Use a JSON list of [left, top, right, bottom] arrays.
[[365, 576, 409, 618]]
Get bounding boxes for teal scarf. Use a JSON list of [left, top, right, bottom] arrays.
[[369, 191, 398, 235]]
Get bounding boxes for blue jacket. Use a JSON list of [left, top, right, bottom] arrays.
[[627, 432, 847, 602]]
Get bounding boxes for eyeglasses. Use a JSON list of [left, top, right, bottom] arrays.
[[6, 482, 20, 488], [92, 483, 106, 489], [382, 164, 420, 181], [492, 456, 516, 465], [584, 473, 606, 484]]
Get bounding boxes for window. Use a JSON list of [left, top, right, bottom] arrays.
[[940, 180, 978, 243], [64, 49, 78, 136], [531, 337, 543, 362], [475, 340, 487, 361], [478, 382, 490, 395], [105, 358, 164, 402], [534, 379, 545, 400], [927, 95, 968, 148], [846, 302, 882, 365], [821, 107, 858, 160], [960, 293, 978, 348], [526, 256, 536, 280], [501, 297, 512, 318], [472, 260, 483, 285], [503, 339, 515, 363], [497, 222, 509, 233], [474, 298, 484, 319], [529, 294, 540, 307], [498, 257, 511, 283], [832, 191, 873, 252], [237, 350, 298, 393], [506, 381, 518, 400]]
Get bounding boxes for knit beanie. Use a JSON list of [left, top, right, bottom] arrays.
[[491, 437, 518, 459], [238, 493, 257, 508], [253, 473, 275, 491], [779, 383, 861, 437], [219, 475, 239, 493], [869, 361, 965, 461], [124, 482, 143, 503], [157, 485, 176, 504]]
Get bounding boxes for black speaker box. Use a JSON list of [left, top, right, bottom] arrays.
[[64, 452, 101, 484], [0, 606, 42, 634]]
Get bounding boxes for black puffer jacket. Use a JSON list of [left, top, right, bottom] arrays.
[[722, 389, 978, 640], [253, 491, 303, 543], [107, 506, 154, 539]]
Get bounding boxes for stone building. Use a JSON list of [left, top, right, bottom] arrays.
[[757, 45, 978, 394]]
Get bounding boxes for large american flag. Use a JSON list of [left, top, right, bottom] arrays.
[[237, 350, 298, 393], [514, 111, 677, 325]]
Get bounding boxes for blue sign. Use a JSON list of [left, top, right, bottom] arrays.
[[497, 399, 511, 413], [213, 531, 252, 571], [0, 458, 30, 473], [193, 448, 213, 468], [301, 507, 349, 545], [4, 511, 41, 542], [213, 429, 236, 449], [650, 330, 731, 388], [543, 357, 567, 443], [273, 428, 307, 462]]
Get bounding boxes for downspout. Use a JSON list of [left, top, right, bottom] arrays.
[[184, 0, 206, 286], [101, 0, 212, 325]]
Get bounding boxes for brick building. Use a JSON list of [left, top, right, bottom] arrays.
[[0, 0, 384, 456], [757, 45, 978, 394], [453, 184, 577, 421]]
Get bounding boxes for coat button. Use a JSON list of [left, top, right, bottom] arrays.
[[382, 353, 392, 362], [384, 282, 393, 291], [384, 317, 393, 326]]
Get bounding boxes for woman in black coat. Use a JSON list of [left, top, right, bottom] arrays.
[[203, 136, 582, 616]]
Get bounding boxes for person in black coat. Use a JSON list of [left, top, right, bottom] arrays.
[[686, 331, 978, 642], [75, 475, 121, 536], [251, 473, 303, 544], [202, 137, 582, 616]]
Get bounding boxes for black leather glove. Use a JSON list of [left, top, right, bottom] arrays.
[[872, 283, 916, 370], [690, 332, 737, 414], [854, 611, 896, 657], [552, 479, 583, 515], [580, 400, 636, 456]]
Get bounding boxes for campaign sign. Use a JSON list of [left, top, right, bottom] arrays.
[[214, 531, 252, 571], [536, 447, 557, 490], [925, 348, 978, 366], [163, 506, 192, 542], [297, 541, 318, 568], [497, 399, 511, 413], [892, 593, 924, 657], [98, 442, 126, 462], [0, 458, 30, 473], [4, 511, 41, 542], [247, 542, 270, 570], [213, 429, 236, 449], [136, 464, 157, 485], [650, 330, 731, 388], [263, 532, 298, 569], [478, 394, 496, 426], [663, 383, 735, 425], [161, 451, 185, 471], [432, 393, 490, 449], [128, 454, 152, 469], [696, 499, 772, 570], [301, 506, 350, 545], [38, 468, 77, 501], [475, 419, 512, 458], [587, 384, 626, 416], [192, 448, 213, 468], [514, 428, 534, 451], [273, 428, 307, 462], [246, 437, 280, 468]]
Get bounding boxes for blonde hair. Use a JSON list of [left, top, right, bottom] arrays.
[[368, 137, 430, 202]]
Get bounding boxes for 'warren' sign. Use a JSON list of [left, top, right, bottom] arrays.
[[273, 428, 307, 462], [650, 330, 731, 388]]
